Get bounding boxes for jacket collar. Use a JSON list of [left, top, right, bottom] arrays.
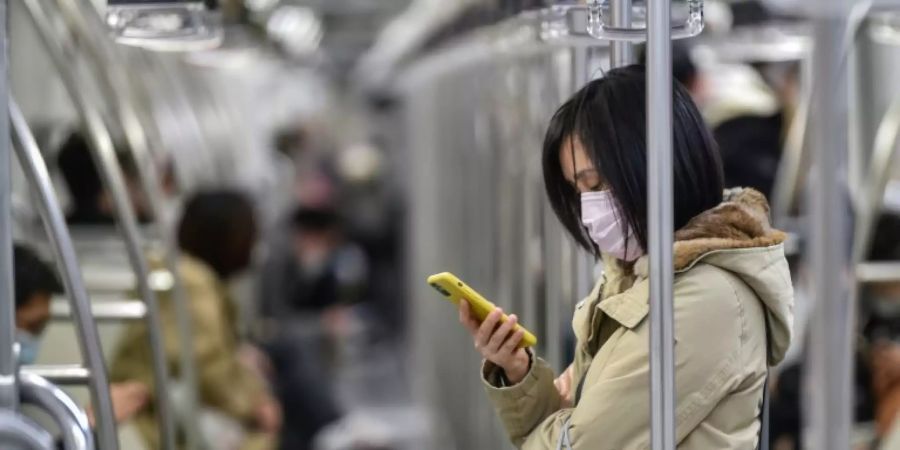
[[586, 188, 787, 331]]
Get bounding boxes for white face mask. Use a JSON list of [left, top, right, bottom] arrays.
[[15, 329, 40, 366], [580, 190, 644, 262]]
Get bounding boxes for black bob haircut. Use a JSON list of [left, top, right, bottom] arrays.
[[13, 244, 63, 309], [178, 190, 256, 278], [542, 65, 724, 256]]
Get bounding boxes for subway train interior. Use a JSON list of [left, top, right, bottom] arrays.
[[0, 0, 898, 449]]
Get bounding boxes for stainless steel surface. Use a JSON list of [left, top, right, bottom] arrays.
[[106, 3, 222, 51], [18, 1, 177, 446], [19, 371, 93, 450], [51, 298, 147, 321], [610, 0, 634, 67], [772, 83, 811, 225], [21, 365, 91, 386], [55, 5, 202, 445], [0, 0, 16, 411], [10, 98, 119, 449], [853, 95, 900, 262], [0, 409, 54, 449], [805, 9, 853, 450], [585, 1, 704, 41], [646, 0, 675, 447]]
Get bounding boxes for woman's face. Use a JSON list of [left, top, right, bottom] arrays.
[[559, 137, 605, 194]]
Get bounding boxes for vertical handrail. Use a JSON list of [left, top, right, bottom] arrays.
[[11, 99, 119, 450], [19, 372, 93, 450], [18, 0, 178, 447], [49, 5, 202, 448], [806, 4, 853, 450], [0, 0, 16, 412], [646, 0, 676, 448]]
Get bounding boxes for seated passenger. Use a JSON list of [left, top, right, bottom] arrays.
[[56, 131, 151, 225], [13, 244, 150, 426], [111, 190, 281, 450]]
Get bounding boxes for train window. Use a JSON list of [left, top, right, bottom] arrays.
[[105, 0, 223, 51]]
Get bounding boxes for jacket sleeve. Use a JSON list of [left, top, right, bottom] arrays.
[[481, 356, 562, 442], [180, 282, 267, 424], [485, 269, 747, 449]]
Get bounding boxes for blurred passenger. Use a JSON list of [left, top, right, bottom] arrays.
[[56, 132, 152, 224], [13, 243, 150, 426], [258, 204, 372, 449], [111, 190, 280, 450], [457, 65, 793, 448], [287, 205, 369, 315], [651, 43, 786, 199], [769, 214, 900, 449]]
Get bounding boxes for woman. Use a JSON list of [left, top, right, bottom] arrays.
[[112, 190, 280, 450], [458, 65, 793, 449]]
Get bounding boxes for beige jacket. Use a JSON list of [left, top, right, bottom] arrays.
[[483, 188, 794, 450], [110, 255, 272, 450]]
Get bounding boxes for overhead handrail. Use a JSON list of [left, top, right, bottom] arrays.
[[19, 371, 93, 450], [0, 409, 55, 449], [50, 6, 202, 447], [17, 2, 178, 447], [11, 99, 119, 449]]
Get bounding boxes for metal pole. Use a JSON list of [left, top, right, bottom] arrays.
[[646, 0, 675, 447], [0, 0, 15, 413], [49, 9, 202, 446], [804, 6, 852, 449], [0, 410, 54, 449], [19, 372, 93, 450], [85, 103, 179, 450], [19, 1, 178, 447], [11, 99, 119, 449], [610, 0, 634, 67]]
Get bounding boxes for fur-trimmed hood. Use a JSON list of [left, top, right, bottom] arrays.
[[634, 188, 794, 365]]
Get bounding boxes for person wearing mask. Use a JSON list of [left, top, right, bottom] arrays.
[[111, 190, 281, 450], [13, 244, 150, 426], [258, 205, 368, 449], [56, 131, 152, 225], [457, 65, 794, 449]]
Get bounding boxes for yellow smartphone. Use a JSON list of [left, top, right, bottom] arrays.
[[427, 272, 538, 348]]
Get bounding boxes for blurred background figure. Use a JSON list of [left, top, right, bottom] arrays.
[[652, 40, 792, 199], [13, 244, 150, 428], [111, 190, 281, 450], [56, 131, 153, 225]]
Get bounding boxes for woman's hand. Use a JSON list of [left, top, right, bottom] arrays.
[[554, 365, 574, 408], [87, 381, 150, 427], [254, 395, 283, 434], [458, 301, 530, 385]]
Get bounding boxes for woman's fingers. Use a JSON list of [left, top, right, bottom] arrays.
[[475, 308, 502, 349], [487, 314, 518, 353], [500, 327, 525, 354], [458, 301, 480, 334]]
